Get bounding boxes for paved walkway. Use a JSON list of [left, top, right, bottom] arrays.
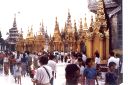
[[0, 63, 106, 85]]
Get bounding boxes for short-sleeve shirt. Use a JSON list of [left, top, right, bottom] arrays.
[[34, 65, 53, 84], [83, 67, 96, 79], [48, 60, 56, 73]]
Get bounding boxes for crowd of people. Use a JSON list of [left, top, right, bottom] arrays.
[[65, 51, 123, 85], [0, 50, 123, 85]]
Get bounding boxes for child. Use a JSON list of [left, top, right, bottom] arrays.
[[105, 62, 118, 85], [83, 58, 99, 85], [13, 63, 22, 85]]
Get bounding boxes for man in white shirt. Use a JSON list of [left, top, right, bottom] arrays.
[[94, 52, 100, 64], [107, 52, 117, 68], [82, 52, 86, 63], [32, 56, 52, 85], [47, 54, 56, 85], [107, 51, 120, 76]]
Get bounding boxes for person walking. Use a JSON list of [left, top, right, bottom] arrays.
[[105, 62, 118, 85], [32, 55, 52, 85], [107, 51, 116, 66], [3, 53, 9, 75], [83, 58, 99, 85], [13, 62, 22, 85], [47, 54, 56, 85], [65, 64, 80, 85], [21, 53, 27, 77]]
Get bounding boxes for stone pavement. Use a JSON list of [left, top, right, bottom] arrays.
[[0, 62, 107, 85]]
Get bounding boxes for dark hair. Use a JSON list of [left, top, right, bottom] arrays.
[[65, 64, 79, 84], [49, 54, 55, 60], [110, 51, 114, 56], [76, 52, 82, 58], [39, 55, 48, 65], [95, 51, 100, 58], [85, 58, 92, 65], [109, 62, 116, 68], [78, 57, 83, 62], [82, 51, 86, 55]]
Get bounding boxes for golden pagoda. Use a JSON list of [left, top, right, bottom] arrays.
[[16, 0, 109, 59], [25, 26, 35, 53], [52, 17, 63, 51], [84, 0, 109, 59], [16, 28, 24, 53]]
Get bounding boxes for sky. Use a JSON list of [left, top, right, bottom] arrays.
[[0, 0, 94, 39]]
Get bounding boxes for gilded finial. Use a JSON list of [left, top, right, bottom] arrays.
[[55, 16, 58, 24], [89, 16, 94, 32], [28, 27, 29, 32], [90, 16, 93, 27], [80, 18, 83, 29], [31, 25, 33, 32], [74, 19, 76, 28], [13, 13, 17, 27], [74, 19, 77, 32], [84, 15, 88, 30], [68, 9, 71, 19]]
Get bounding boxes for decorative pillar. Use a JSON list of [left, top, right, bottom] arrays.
[[99, 33, 104, 59], [89, 39, 93, 58], [88, 33, 93, 58], [105, 33, 109, 59], [77, 41, 80, 52]]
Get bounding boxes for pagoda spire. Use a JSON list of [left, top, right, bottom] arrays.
[[30, 25, 34, 37], [84, 15, 88, 30], [67, 9, 71, 21], [54, 17, 60, 34], [30, 25, 33, 32], [80, 18, 83, 30], [28, 27, 29, 33], [13, 13, 17, 27], [89, 16, 94, 32], [79, 18, 83, 33], [90, 16, 94, 28], [74, 20, 78, 40], [74, 20, 77, 32], [19, 28, 23, 38], [67, 9, 72, 30], [64, 22, 67, 33], [40, 19, 45, 34]]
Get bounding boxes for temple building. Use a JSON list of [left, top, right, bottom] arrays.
[[88, 0, 122, 53], [7, 14, 20, 51], [16, 21, 47, 53], [49, 0, 109, 59], [16, 0, 110, 59]]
